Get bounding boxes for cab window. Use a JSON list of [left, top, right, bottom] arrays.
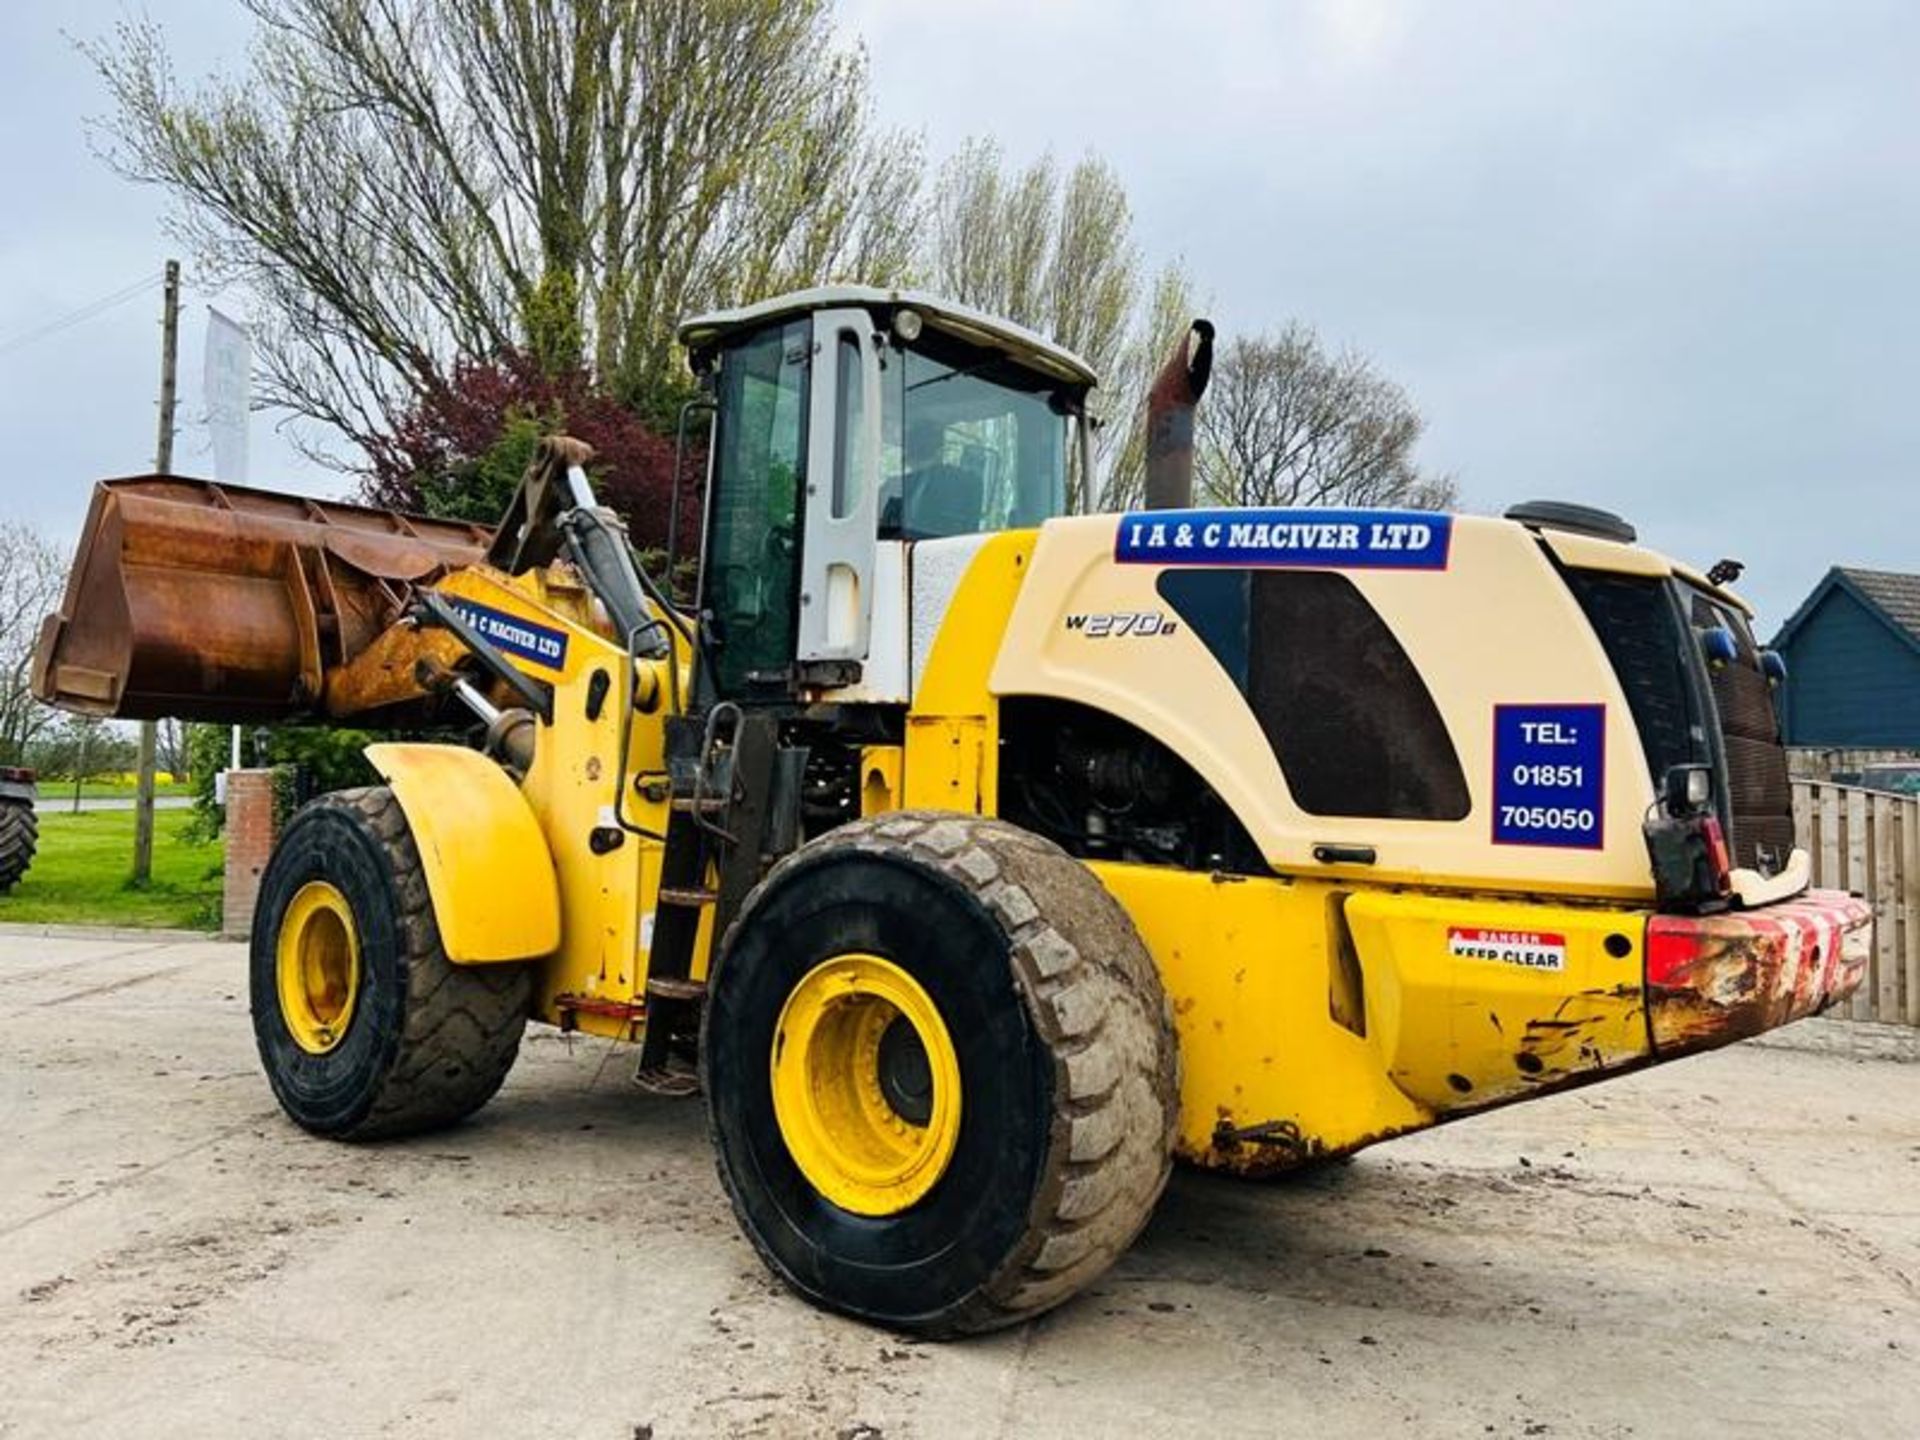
[[878, 335, 1067, 540], [704, 319, 808, 694]]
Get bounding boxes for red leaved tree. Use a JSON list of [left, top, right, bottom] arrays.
[[362, 352, 701, 557]]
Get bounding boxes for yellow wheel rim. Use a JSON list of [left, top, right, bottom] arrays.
[[771, 953, 962, 1217], [276, 881, 361, 1055]]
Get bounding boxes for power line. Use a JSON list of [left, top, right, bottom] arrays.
[[0, 271, 166, 360]]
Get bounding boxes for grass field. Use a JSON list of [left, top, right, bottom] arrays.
[[0, 808, 223, 930], [35, 780, 192, 802]]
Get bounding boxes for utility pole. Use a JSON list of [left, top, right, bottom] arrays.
[[132, 259, 179, 887]]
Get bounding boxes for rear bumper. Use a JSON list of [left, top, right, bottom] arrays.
[[1646, 889, 1871, 1055]]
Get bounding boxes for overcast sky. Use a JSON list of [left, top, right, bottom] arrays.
[[3, 0, 1915, 626]]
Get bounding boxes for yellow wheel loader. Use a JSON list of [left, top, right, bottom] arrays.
[[34, 287, 1869, 1335]]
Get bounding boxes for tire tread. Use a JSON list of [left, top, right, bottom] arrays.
[[714, 810, 1178, 1336], [0, 801, 37, 893], [280, 787, 529, 1139]]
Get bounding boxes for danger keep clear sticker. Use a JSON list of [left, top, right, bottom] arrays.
[[1447, 928, 1568, 972]]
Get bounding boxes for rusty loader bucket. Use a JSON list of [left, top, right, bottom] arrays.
[[33, 476, 490, 723]]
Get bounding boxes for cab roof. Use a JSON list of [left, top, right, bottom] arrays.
[[677, 285, 1100, 391]]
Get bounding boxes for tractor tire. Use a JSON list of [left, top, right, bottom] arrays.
[[0, 799, 36, 894], [702, 811, 1178, 1336], [250, 786, 532, 1140]]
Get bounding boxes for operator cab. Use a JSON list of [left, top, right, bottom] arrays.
[[679, 287, 1098, 700]]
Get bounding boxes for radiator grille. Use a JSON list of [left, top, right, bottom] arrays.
[[1704, 622, 1796, 873], [1565, 571, 1795, 876], [1564, 573, 1696, 783]]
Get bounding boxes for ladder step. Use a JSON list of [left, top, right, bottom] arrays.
[[633, 1058, 701, 1099], [644, 976, 707, 1004], [657, 885, 717, 908]]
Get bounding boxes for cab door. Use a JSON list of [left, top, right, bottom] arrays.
[[702, 318, 810, 697], [795, 308, 882, 673]]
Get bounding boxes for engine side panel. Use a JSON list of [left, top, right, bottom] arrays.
[[989, 513, 1660, 900]]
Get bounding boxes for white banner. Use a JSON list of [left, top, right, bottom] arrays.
[[203, 307, 251, 484]]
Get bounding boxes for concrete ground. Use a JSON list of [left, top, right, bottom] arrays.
[[1, 933, 1915, 1440]]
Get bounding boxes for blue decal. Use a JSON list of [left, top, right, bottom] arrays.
[[1492, 704, 1605, 849], [1114, 508, 1451, 570], [447, 599, 570, 671]]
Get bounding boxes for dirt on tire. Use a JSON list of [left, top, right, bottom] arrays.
[[252, 786, 532, 1140], [708, 811, 1180, 1335]]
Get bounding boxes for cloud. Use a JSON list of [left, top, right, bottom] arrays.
[[0, 2, 335, 549], [5, 0, 1916, 630]]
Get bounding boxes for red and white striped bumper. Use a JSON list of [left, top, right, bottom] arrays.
[[1645, 889, 1872, 1054]]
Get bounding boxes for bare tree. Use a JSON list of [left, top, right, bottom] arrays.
[[85, 0, 924, 452], [1197, 325, 1455, 511], [0, 524, 65, 769], [89, 2, 1445, 529], [925, 139, 1142, 508]]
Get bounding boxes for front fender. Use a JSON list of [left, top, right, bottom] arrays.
[[364, 742, 560, 964]]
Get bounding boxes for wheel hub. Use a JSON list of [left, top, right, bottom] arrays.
[[770, 953, 961, 1216], [876, 1014, 934, 1126], [276, 880, 361, 1055]]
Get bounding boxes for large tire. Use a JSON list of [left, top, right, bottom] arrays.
[[702, 812, 1177, 1336], [250, 786, 531, 1139], [0, 800, 35, 894]]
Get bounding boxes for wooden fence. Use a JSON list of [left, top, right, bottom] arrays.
[[1792, 781, 1920, 1026]]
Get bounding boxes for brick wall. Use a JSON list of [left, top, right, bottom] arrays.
[[222, 769, 279, 941]]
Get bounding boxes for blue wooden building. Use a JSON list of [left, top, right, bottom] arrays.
[[1771, 568, 1920, 747]]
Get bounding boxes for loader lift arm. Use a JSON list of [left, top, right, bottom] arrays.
[[485, 434, 679, 663]]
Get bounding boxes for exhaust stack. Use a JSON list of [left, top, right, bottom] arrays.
[[1143, 319, 1215, 510]]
